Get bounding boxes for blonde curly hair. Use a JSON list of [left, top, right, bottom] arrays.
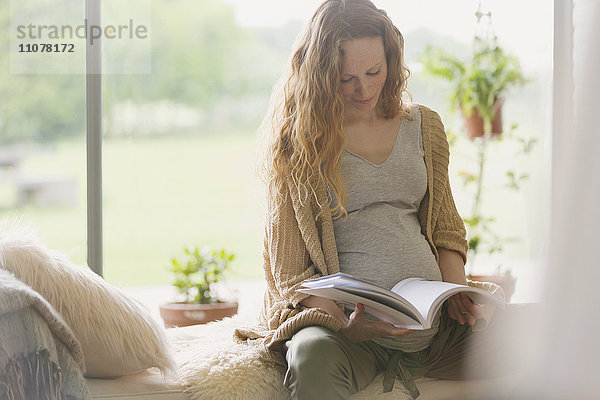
[[257, 0, 411, 220]]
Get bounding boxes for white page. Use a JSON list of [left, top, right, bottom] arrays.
[[297, 286, 423, 329], [391, 280, 461, 324], [391, 280, 504, 326], [337, 285, 421, 322], [301, 274, 421, 321], [302, 273, 381, 290]]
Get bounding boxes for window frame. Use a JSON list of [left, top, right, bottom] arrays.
[[86, 0, 102, 275]]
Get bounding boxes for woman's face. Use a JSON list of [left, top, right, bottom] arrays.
[[339, 36, 388, 116]]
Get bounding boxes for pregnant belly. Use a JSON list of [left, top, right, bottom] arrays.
[[335, 207, 441, 290]]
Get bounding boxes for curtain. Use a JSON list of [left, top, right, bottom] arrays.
[[512, 0, 600, 397]]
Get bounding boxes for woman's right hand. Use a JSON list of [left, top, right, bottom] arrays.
[[339, 303, 413, 343]]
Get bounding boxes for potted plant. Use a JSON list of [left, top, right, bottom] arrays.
[[421, 41, 532, 301], [421, 43, 527, 139], [159, 245, 238, 328]]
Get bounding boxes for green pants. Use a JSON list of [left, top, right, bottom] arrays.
[[283, 304, 534, 400]]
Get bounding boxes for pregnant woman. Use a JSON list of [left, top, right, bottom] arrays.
[[234, 1, 530, 398]]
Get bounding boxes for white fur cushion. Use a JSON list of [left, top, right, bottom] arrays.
[[0, 222, 174, 378], [169, 315, 412, 400]]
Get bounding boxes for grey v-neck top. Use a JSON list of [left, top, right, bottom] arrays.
[[330, 104, 442, 351]]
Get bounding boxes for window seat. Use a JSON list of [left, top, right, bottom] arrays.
[[87, 320, 525, 400]]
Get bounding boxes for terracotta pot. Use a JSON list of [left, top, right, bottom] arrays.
[[159, 301, 238, 328], [461, 98, 504, 140], [468, 274, 516, 303]]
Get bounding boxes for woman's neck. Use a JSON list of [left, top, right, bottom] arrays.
[[343, 105, 385, 127]]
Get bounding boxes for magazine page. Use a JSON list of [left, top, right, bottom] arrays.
[[337, 285, 421, 322], [302, 273, 385, 290], [391, 279, 504, 326], [297, 286, 424, 329], [302, 273, 422, 322]]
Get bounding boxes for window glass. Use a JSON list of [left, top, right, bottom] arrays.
[[1, 0, 86, 264], [101, 0, 280, 284], [3, 0, 552, 296]]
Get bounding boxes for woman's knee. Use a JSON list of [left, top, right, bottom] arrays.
[[284, 326, 355, 399], [286, 326, 350, 373]]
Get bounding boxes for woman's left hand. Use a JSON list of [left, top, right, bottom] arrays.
[[447, 293, 483, 326], [437, 248, 484, 326]]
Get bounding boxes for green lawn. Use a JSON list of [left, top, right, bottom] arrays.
[[0, 127, 546, 286], [0, 133, 265, 286]]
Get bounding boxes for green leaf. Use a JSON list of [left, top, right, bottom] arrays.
[[468, 236, 480, 251]]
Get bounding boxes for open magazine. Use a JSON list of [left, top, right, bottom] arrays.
[[297, 273, 505, 330]]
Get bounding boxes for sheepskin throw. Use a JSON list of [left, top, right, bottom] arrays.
[[169, 316, 413, 400]]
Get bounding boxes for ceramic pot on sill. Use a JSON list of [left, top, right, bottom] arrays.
[[159, 301, 238, 328]]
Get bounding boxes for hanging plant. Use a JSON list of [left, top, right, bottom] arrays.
[[420, 43, 527, 139]]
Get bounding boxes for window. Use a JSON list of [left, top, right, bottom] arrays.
[[3, 0, 552, 298]]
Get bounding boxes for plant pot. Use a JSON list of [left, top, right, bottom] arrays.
[[461, 98, 504, 140], [159, 301, 238, 328], [468, 274, 516, 303]]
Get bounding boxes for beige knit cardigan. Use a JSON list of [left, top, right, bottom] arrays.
[[234, 104, 481, 365]]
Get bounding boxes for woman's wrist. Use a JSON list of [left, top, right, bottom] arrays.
[[438, 247, 468, 285], [300, 295, 349, 325]]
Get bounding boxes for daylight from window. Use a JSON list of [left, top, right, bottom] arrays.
[[1, 0, 552, 302]]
